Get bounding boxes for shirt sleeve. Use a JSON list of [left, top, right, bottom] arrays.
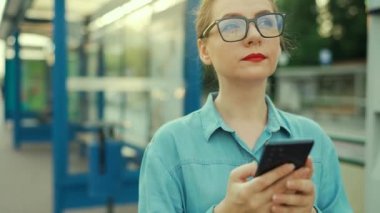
[[138, 144, 184, 213], [315, 134, 353, 213]]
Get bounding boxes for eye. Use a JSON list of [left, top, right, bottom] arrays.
[[221, 23, 239, 32], [257, 16, 276, 28], [219, 19, 244, 33]]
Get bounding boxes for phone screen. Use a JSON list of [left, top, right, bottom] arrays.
[[255, 139, 314, 176]]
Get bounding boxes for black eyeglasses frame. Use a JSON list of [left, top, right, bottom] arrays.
[[200, 12, 287, 42]]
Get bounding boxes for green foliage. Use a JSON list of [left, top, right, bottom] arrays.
[[277, 0, 367, 65], [21, 60, 48, 112], [329, 0, 367, 61]]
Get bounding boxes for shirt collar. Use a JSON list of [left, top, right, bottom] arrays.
[[199, 93, 292, 142], [265, 95, 292, 136], [199, 93, 233, 141]]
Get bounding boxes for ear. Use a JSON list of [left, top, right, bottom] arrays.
[[197, 39, 212, 65]]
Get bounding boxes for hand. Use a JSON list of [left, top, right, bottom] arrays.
[[271, 158, 316, 213], [214, 162, 295, 213]]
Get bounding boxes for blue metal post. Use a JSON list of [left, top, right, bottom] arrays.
[[13, 31, 22, 149], [183, 0, 201, 114], [53, 0, 69, 212], [78, 33, 88, 122], [97, 42, 105, 120], [4, 59, 13, 120]]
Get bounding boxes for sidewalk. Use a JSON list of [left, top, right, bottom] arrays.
[[0, 125, 138, 213]]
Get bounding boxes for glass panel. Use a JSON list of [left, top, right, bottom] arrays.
[[149, 2, 185, 134], [71, 1, 186, 148]]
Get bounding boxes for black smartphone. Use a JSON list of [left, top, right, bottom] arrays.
[[255, 139, 314, 176]]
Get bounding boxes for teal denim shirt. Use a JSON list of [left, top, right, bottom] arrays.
[[138, 93, 352, 213]]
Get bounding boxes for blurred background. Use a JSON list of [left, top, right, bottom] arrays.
[[0, 0, 378, 212]]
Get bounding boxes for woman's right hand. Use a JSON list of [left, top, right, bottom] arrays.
[[214, 162, 298, 213]]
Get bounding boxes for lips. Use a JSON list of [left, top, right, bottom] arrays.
[[242, 53, 267, 62]]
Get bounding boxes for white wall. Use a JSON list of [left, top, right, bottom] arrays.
[[365, 0, 380, 212]]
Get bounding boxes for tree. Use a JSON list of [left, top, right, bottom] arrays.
[[329, 0, 367, 61], [277, 0, 367, 65]]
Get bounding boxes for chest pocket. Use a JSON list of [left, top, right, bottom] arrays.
[[180, 162, 239, 213]]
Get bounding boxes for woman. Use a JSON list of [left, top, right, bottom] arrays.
[[138, 0, 352, 212]]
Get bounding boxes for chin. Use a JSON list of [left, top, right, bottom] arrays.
[[242, 68, 273, 78], [232, 74, 270, 83]]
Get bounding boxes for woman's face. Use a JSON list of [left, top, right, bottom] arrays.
[[198, 0, 281, 83]]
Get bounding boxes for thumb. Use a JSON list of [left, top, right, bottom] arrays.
[[305, 156, 314, 179], [230, 161, 258, 182]]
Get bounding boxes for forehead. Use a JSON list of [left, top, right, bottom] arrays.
[[212, 0, 274, 19]]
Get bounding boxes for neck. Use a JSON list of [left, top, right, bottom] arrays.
[[215, 79, 268, 123]]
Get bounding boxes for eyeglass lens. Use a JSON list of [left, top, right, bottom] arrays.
[[218, 14, 284, 41]]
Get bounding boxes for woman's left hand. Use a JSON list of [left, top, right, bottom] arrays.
[[270, 158, 316, 213]]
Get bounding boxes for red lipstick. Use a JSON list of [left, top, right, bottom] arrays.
[[242, 53, 267, 62]]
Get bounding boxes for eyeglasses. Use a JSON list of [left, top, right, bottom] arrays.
[[200, 13, 286, 42]]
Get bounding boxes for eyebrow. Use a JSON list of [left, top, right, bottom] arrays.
[[221, 10, 273, 19]]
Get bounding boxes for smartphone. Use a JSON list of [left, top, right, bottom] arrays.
[[255, 139, 314, 176]]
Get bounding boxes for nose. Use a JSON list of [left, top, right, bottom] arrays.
[[244, 21, 262, 46]]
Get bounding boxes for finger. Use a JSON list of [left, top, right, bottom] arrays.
[[248, 164, 295, 192], [305, 157, 314, 178], [271, 205, 304, 213], [230, 161, 258, 182], [266, 171, 292, 195], [286, 179, 315, 194], [285, 157, 313, 181], [258, 202, 273, 212], [271, 205, 290, 213], [306, 156, 313, 169], [290, 167, 311, 179], [268, 167, 311, 196], [272, 193, 311, 206]]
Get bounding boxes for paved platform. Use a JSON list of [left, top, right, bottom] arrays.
[[0, 123, 138, 213]]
